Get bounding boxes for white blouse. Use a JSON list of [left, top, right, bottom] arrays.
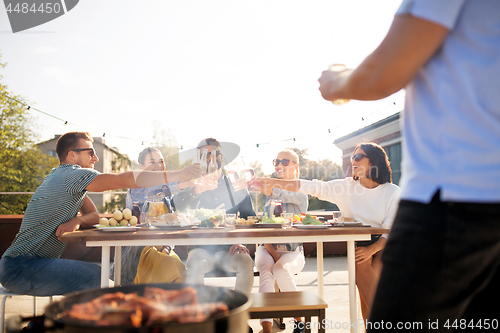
[[299, 178, 401, 237]]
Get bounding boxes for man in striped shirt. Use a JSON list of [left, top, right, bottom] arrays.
[[0, 132, 201, 296]]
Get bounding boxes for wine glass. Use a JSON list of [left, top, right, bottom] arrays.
[[282, 213, 293, 229], [211, 209, 226, 228], [225, 214, 237, 229], [332, 211, 344, 226]]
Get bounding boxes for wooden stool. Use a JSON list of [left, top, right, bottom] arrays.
[[249, 291, 328, 333]]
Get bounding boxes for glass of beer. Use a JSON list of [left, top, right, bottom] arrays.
[[328, 64, 350, 105]]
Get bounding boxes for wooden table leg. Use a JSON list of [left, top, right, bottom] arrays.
[[319, 309, 326, 333], [317, 241, 324, 299], [305, 316, 312, 333]]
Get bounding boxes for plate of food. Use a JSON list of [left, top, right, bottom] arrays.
[[97, 226, 140, 232], [253, 223, 284, 228], [329, 221, 367, 227], [295, 224, 329, 229], [150, 225, 194, 230]]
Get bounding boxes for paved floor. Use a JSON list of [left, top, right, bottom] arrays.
[[2, 256, 363, 333]]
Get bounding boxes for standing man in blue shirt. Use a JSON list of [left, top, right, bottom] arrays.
[[318, 0, 500, 330], [0, 131, 202, 296]]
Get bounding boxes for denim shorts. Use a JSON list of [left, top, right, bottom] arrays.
[[0, 255, 101, 296]]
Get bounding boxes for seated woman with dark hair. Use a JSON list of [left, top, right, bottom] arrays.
[[256, 142, 401, 320]]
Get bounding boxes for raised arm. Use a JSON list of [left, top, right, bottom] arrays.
[[85, 164, 202, 193], [318, 15, 449, 102]]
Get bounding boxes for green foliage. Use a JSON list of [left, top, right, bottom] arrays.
[[151, 125, 190, 170], [289, 148, 342, 211], [101, 152, 131, 213], [0, 53, 59, 214], [101, 193, 127, 214]]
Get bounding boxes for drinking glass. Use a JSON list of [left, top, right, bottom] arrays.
[[211, 209, 225, 228], [332, 211, 344, 226], [282, 213, 293, 229], [225, 214, 237, 229], [328, 64, 351, 105]]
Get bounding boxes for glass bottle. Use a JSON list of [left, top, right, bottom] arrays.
[[132, 202, 141, 224], [200, 149, 208, 175], [207, 149, 218, 181], [240, 157, 255, 181], [273, 200, 283, 217]]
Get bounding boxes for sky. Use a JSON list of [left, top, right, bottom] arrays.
[[0, 0, 404, 175]]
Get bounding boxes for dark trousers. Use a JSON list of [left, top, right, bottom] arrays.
[[369, 192, 500, 332]]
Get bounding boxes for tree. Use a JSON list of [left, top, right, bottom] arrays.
[[100, 151, 132, 213], [151, 125, 189, 170], [293, 148, 343, 211], [0, 53, 59, 214]]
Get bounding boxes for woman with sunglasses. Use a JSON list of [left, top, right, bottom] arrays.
[[254, 149, 308, 333], [255, 142, 401, 321]]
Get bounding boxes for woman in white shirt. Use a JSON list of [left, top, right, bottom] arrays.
[[256, 142, 401, 320], [255, 149, 308, 333]]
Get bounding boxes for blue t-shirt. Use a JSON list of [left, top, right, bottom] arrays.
[[397, 0, 500, 203], [3, 164, 100, 259]]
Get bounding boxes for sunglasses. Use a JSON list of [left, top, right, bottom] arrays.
[[273, 159, 296, 167], [71, 148, 96, 157], [351, 153, 368, 162]]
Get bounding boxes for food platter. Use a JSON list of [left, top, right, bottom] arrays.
[[97, 226, 140, 232], [252, 223, 283, 228], [329, 222, 369, 227], [148, 225, 194, 230], [234, 224, 256, 229], [295, 224, 329, 229]]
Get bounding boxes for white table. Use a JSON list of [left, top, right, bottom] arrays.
[[61, 226, 387, 333]]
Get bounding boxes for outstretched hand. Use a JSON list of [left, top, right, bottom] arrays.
[[231, 177, 249, 192], [193, 176, 218, 194], [181, 164, 203, 181]]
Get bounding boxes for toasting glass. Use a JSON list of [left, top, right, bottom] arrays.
[[328, 64, 351, 105]]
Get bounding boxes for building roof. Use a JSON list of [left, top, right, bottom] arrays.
[[334, 112, 401, 145], [38, 135, 125, 157]]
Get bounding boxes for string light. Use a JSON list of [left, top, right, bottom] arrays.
[[1, 91, 403, 153]]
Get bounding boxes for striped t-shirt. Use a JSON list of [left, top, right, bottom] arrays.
[[3, 164, 100, 259]]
